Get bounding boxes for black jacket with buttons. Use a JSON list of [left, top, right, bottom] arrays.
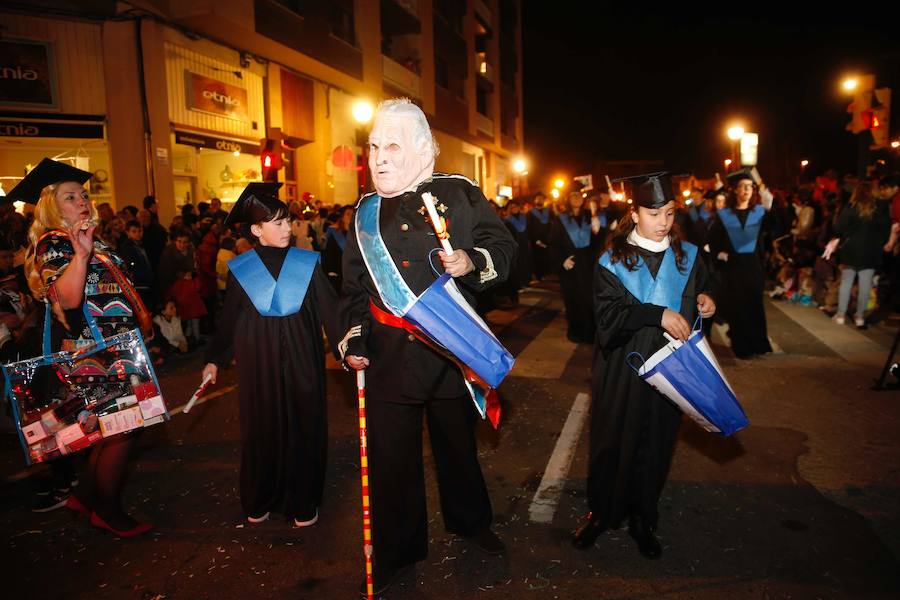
[[340, 174, 516, 400]]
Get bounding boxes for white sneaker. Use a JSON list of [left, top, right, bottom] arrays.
[[247, 512, 270, 524], [855, 317, 866, 328], [833, 315, 845, 325], [293, 510, 319, 528]]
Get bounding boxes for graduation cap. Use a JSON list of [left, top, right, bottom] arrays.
[[612, 171, 676, 208], [223, 182, 284, 227], [4, 158, 92, 205], [726, 168, 756, 187], [703, 187, 727, 200]]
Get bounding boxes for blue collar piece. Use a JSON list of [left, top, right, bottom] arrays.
[[599, 242, 698, 312], [228, 248, 319, 317], [718, 205, 765, 253], [559, 214, 591, 248], [326, 228, 346, 251], [529, 208, 550, 225], [505, 214, 527, 233]]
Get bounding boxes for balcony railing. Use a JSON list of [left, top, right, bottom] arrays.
[[382, 55, 421, 98], [476, 113, 494, 137]]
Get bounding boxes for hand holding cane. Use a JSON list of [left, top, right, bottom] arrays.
[[357, 369, 374, 600]]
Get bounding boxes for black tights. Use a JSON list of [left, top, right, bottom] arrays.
[[76, 434, 137, 527]]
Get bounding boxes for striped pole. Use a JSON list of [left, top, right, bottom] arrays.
[[357, 369, 374, 600]]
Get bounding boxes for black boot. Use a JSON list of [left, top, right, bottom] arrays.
[[628, 516, 662, 559], [572, 512, 605, 549]]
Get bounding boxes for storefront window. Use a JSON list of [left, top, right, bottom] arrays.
[[170, 132, 261, 209]]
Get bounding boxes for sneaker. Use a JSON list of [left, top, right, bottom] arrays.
[[293, 510, 318, 528], [31, 488, 71, 513], [855, 317, 866, 329], [833, 315, 845, 325]]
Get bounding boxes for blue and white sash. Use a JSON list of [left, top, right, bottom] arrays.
[[229, 248, 319, 317], [559, 214, 591, 248], [505, 214, 527, 233], [529, 207, 550, 225], [718, 205, 765, 254], [326, 228, 347, 251], [599, 242, 698, 313]]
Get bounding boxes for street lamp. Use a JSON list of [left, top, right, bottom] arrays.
[[553, 178, 565, 189], [724, 158, 733, 170], [800, 159, 809, 168], [513, 158, 527, 173], [352, 100, 374, 124], [892, 141, 900, 149], [727, 125, 745, 141], [550, 188, 560, 199], [842, 78, 858, 92]]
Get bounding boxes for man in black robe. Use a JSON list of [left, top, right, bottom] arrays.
[[527, 192, 552, 281], [341, 98, 516, 596]]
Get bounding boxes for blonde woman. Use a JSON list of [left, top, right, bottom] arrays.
[[15, 158, 153, 537]]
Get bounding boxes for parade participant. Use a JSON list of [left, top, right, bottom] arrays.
[[202, 183, 341, 527], [322, 205, 353, 293], [341, 98, 515, 596], [527, 192, 552, 281], [549, 186, 603, 343], [19, 158, 153, 536], [573, 172, 715, 558], [503, 199, 533, 303], [707, 169, 772, 358]]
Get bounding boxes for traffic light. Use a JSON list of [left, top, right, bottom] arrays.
[[870, 87, 891, 149], [260, 138, 283, 182]]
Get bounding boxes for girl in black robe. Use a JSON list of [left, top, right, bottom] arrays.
[[549, 190, 603, 343], [707, 171, 772, 358], [572, 172, 715, 558], [203, 183, 341, 526]]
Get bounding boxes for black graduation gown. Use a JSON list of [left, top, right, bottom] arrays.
[[205, 245, 341, 520], [322, 229, 346, 294], [527, 208, 552, 280], [504, 215, 533, 292], [549, 211, 601, 343], [589, 245, 710, 529], [708, 208, 772, 358]]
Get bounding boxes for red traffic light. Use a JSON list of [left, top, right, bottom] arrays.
[[259, 138, 283, 171]]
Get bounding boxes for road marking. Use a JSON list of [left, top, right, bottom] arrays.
[[769, 301, 884, 366], [511, 314, 578, 379], [529, 392, 591, 524], [2, 384, 240, 484]]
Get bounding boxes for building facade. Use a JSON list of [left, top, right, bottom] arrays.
[[0, 0, 524, 225]]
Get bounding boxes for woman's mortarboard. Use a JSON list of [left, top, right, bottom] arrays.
[[612, 172, 676, 209], [223, 182, 284, 227], [726, 168, 755, 187], [4, 158, 92, 205]]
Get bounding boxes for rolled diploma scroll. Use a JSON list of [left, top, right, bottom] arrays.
[[183, 373, 213, 414], [421, 192, 454, 254]]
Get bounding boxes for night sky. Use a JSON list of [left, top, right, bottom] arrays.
[[521, 7, 900, 189]]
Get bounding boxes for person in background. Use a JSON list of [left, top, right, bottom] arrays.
[[216, 236, 237, 303], [207, 197, 229, 223], [527, 192, 552, 282], [138, 208, 167, 271], [322, 205, 353, 294], [156, 231, 195, 298], [824, 181, 893, 328], [117, 220, 154, 310], [167, 270, 206, 345], [195, 219, 220, 330], [153, 299, 188, 354]]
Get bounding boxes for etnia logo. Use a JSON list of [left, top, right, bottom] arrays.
[[202, 89, 241, 107], [0, 65, 40, 80]]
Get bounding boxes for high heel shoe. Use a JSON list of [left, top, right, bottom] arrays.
[[90, 512, 154, 537]]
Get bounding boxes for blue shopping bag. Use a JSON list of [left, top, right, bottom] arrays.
[[405, 273, 515, 389], [628, 319, 749, 436]]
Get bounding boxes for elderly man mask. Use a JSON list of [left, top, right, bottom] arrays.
[[368, 108, 435, 198]]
